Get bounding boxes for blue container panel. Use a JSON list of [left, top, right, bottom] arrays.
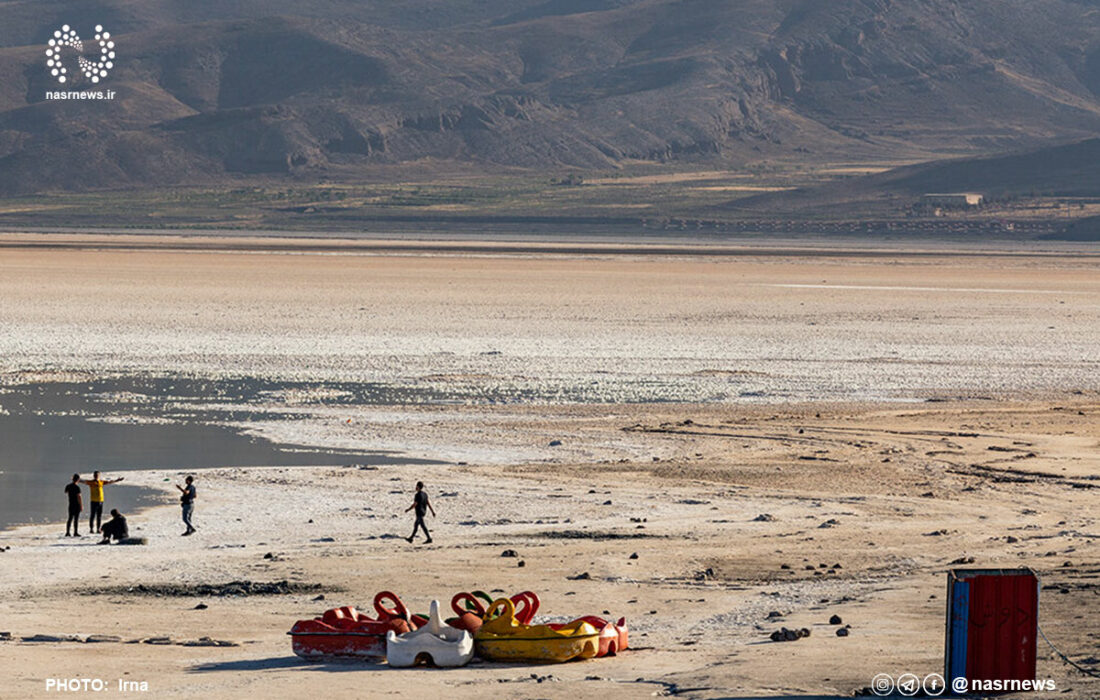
[[948, 580, 970, 684]]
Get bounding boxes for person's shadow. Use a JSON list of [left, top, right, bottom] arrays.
[[190, 657, 374, 673]]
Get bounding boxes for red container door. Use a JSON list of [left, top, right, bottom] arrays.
[[964, 573, 1038, 683]]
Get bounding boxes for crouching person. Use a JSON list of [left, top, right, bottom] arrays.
[[98, 509, 128, 544]]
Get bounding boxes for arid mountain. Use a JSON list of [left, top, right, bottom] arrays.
[[1, 0, 1099, 194]]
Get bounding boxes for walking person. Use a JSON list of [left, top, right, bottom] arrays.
[[64, 473, 83, 537], [80, 470, 124, 534], [405, 481, 435, 544], [176, 475, 196, 536]]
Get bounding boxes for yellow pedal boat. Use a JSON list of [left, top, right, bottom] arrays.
[[474, 598, 599, 663]]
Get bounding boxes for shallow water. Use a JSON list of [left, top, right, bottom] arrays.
[[0, 382, 439, 531]]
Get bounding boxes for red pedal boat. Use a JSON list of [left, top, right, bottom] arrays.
[[289, 591, 416, 660], [573, 616, 628, 657]]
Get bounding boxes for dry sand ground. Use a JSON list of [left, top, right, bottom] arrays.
[[1, 402, 1097, 699], [0, 235, 1097, 699]]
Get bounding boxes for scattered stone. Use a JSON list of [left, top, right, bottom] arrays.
[[924, 529, 949, 536], [100, 579, 322, 598], [818, 519, 840, 529], [180, 637, 239, 647], [766, 611, 783, 619], [0, 632, 11, 641], [548, 440, 562, 447], [829, 615, 843, 625], [1006, 536, 1019, 544], [601, 500, 612, 506], [142, 637, 173, 645], [517, 560, 525, 568], [311, 594, 325, 602], [629, 552, 639, 560], [193, 603, 209, 610], [23, 634, 80, 643], [780, 564, 791, 570], [501, 549, 518, 558], [312, 537, 336, 543], [831, 563, 842, 569], [836, 627, 850, 637], [920, 491, 935, 498], [949, 556, 976, 565], [566, 572, 591, 581], [769, 627, 810, 642], [805, 565, 815, 571], [263, 552, 275, 560], [84, 635, 122, 643], [752, 514, 775, 522]]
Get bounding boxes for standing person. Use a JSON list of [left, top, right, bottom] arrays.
[[64, 473, 83, 537], [404, 481, 435, 544], [176, 475, 196, 536], [80, 471, 124, 534]]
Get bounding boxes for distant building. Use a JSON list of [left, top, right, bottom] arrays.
[[921, 193, 984, 208]]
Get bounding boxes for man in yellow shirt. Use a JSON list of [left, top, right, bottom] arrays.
[[79, 470, 124, 533]]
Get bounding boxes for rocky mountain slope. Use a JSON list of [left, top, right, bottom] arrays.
[[1, 0, 1099, 194]]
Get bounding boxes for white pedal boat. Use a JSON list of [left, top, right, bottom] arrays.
[[386, 600, 474, 668]]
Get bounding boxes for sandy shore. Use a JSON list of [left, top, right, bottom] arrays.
[[1, 400, 1097, 699], [0, 236, 1097, 698]]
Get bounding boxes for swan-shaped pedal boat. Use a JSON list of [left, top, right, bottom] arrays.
[[289, 591, 415, 660], [386, 600, 475, 667], [445, 590, 540, 634], [474, 597, 599, 663]]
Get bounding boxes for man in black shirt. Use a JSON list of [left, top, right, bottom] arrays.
[[64, 473, 83, 537], [404, 481, 435, 544]]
